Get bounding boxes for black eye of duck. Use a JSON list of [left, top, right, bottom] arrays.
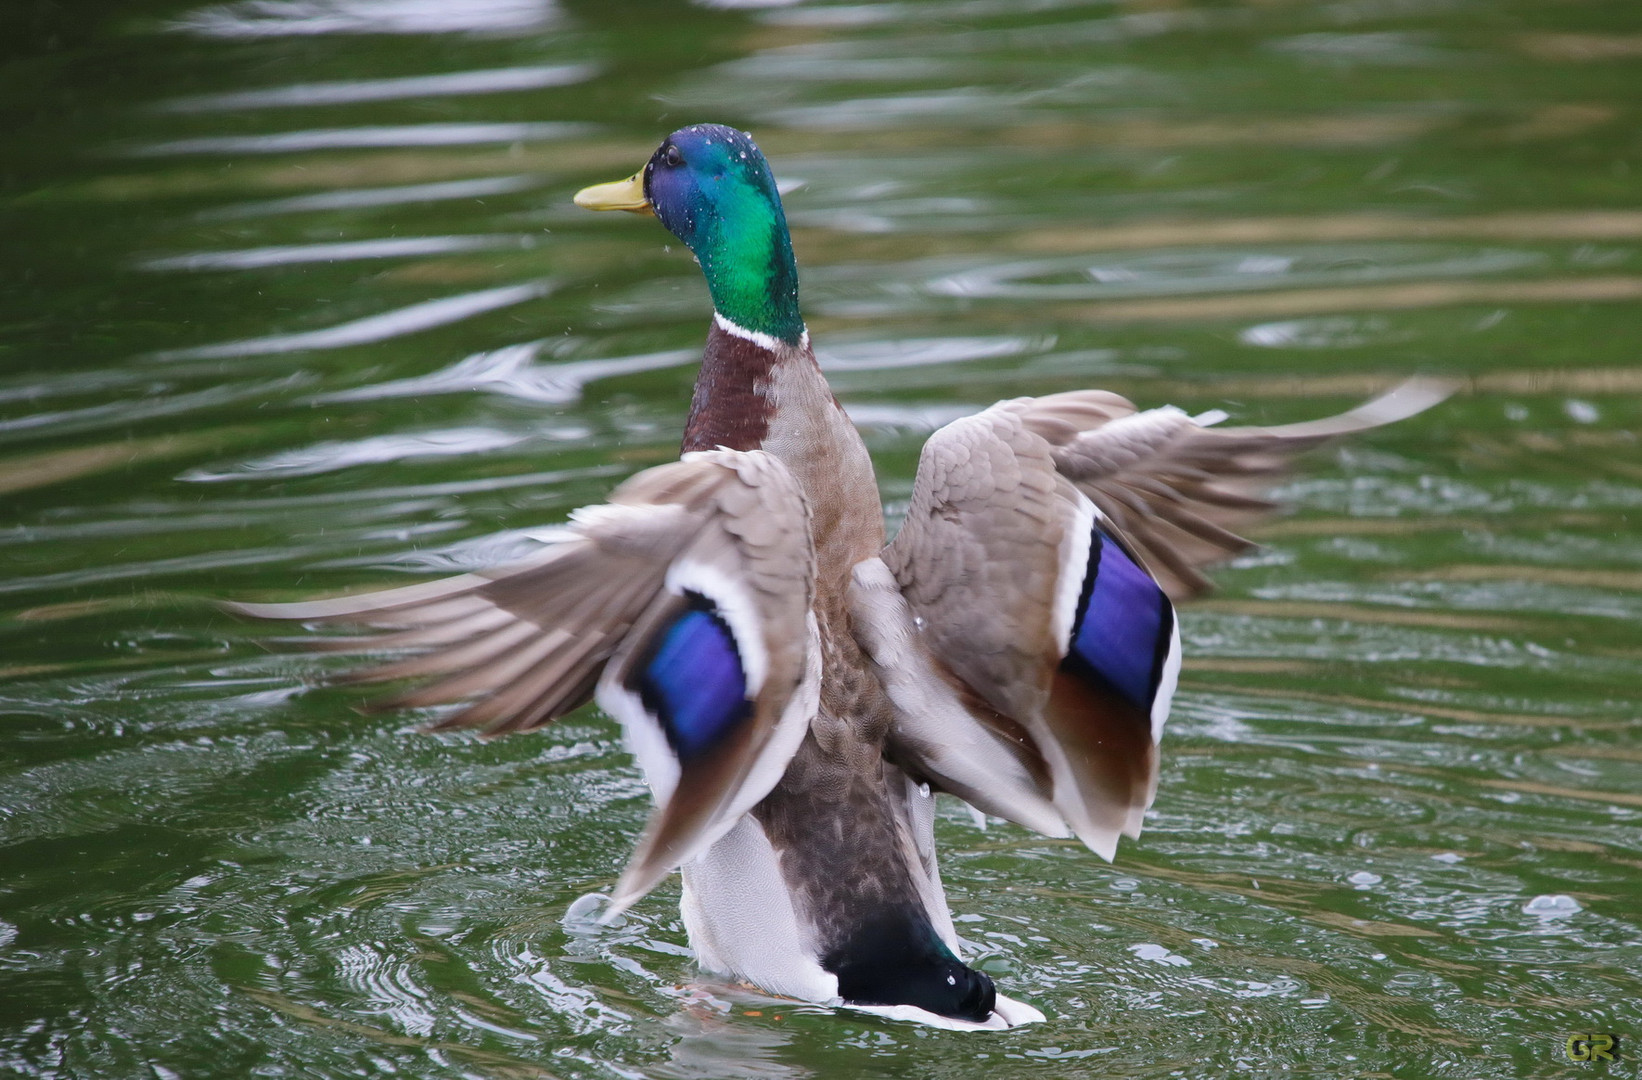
[[664, 145, 683, 167]]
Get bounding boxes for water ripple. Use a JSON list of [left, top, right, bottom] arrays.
[[197, 175, 546, 221], [157, 63, 597, 112], [316, 340, 696, 406], [6, 0, 1642, 1073], [146, 280, 553, 361], [928, 245, 1545, 301], [0, 374, 315, 442], [168, 0, 561, 38], [138, 235, 534, 272], [128, 122, 591, 157], [181, 426, 536, 481], [816, 334, 1047, 371]]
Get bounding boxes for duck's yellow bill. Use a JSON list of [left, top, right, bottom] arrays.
[[573, 171, 652, 214]]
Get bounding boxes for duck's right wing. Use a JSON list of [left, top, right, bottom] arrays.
[[229, 449, 820, 915]]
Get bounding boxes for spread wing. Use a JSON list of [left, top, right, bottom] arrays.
[[1005, 378, 1452, 600], [852, 379, 1450, 860], [229, 449, 819, 915]]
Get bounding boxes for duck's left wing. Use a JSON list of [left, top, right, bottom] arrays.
[[852, 381, 1449, 860], [850, 401, 1146, 857], [230, 449, 819, 914]]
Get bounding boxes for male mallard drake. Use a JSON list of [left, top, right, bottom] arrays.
[[235, 124, 1448, 1030]]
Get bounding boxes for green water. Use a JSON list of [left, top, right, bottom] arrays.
[[3, 0, 1640, 1076]]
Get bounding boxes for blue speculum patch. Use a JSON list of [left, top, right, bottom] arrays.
[[1065, 530, 1174, 708], [635, 598, 751, 762]]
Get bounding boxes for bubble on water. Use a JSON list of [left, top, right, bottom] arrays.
[[1564, 399, 1599, 424], [1129, 943, 1191, 967], [563, 893, 621, 931], [1523, 894, 1582, 917], [1430, 852, 1464, 864], [1347, 871, 1383, 888]]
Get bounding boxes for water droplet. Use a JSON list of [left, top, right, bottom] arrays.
[[1129, 943, 1191, 967], [1523, 894, 1581, 917], [563, 892, 620, 930], [1564, 399, 1599, 424]]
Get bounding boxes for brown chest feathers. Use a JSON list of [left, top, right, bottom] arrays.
[[682, 322, 780, 453]]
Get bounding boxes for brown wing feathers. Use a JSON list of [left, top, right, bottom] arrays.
[[226, 451, 813, 740], [875, 378, 1450, 857], [1012, 378, 1453, 600], [230, 449, 817, 912]]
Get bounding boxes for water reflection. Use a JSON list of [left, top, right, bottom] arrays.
[[183, 427, 537, 481], [0, 375, 314, 440], [148, 280, 552, 361], [158, 64, 598, 112], [817, 334, 1044, 370], [1265, 32, 1451, 67], [1064, 274, 1642, 324], [131, 122, 593, 157], [928, 245, 1543, 301], [4, 0, 1641, 1074], [654, 1004, 809, 1080], [1239, 316, 1405, 349], [318, 342, 697, 406], [169, 0, 562, 38], [198, 175, 547, 220], [138, 235, 532, 271]]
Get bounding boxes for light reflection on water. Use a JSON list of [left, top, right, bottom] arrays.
[[146, 280, 554, 361], [168, 0, 564, 38], [137, 234, 537, 272], [1, 0, 1640, 1076], [155, 63, 600, 112]]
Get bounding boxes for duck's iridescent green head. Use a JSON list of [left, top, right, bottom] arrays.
[[575, 125, 803, 345]]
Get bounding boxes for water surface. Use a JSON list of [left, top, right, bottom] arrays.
[[3, 1, 1641, 1076]]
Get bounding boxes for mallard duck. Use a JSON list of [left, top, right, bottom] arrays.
[[234, 124, 1449, 1030]]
